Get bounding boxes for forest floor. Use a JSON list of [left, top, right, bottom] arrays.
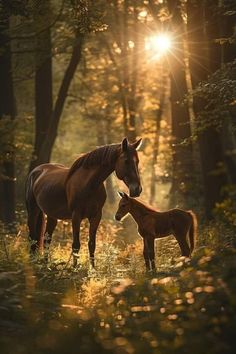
[[0, 219, 236, 354]]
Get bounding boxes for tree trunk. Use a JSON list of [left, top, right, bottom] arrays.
[[220, 0, 236, 64], [96, 116, 116, 204], [220, 1, 236, 183], [104, 118, 116, 203], [29, 1, 53, 171], [221, 114, 236, 184], [0, 6, 16, 223], [149, 68, 167, 204], [32, 33, 84, 167], [187, 0, 228, 218], [112, 0, 138, 141], [167, 0, 194, 207], [127, 5, 139, 142], [149, 106, 162, 205]]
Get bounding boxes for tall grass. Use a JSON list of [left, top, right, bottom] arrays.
[[0, 218, 235, 354]]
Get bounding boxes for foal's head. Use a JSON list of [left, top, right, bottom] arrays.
[[115, 192, 131, 221], [115, 138, 142, 197]]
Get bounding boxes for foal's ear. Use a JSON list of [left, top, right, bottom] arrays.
[[121, 137, 128, 152], [132, 138, 142, 150], [117, 191, 129, 199], [117, 191, 124, 198]]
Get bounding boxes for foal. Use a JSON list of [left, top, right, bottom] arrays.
[[115, 192, 197, 271]]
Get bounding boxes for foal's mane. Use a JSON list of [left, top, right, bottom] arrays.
[[132, 198, 158, 214], [66, 143, 120, 181]]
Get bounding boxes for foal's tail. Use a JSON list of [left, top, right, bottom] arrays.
[[188, 211, 198, 254], [25, 169, 45, 252]]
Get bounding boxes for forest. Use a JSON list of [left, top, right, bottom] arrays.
[[0, 0, 236, 353]]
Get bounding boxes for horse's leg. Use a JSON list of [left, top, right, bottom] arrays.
[[175, 232, 191, 257], [26, 187, 42, 254], [26, 171, 40, 254], [88, 212, 102, 268], [27, 207, 39, 253], [28, 206, 44, 254], [143, 238, 151, 271], [44, 217, 57, 262], [72, 211, 82, 267], [147, 237, 156, 272]]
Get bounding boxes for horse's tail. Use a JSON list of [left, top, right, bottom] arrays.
[[188, 210, 198, 254], [25, 169, 45, 253]]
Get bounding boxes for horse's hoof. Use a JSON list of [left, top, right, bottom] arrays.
[[72, 263, 82, 271], [146, 269, 156, 276], [89, 266, 96, 272], [72, 252, 80, 267], [73, 261, 79, 268]]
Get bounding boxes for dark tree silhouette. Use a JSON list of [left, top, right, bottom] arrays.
[[29, 1, 53, 171], [168, 0, 194, 208], [0, 4, 16, 223], [187, 0, 228, 218]]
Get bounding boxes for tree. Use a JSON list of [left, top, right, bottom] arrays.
[[33, 32, 84, 166], [0, 3, 16, 223], [218, 0, 236, 184], [149, 91, 164, 205], [100, 0, 146, 142], [187, 0, 228, 218], [167, 0, 194, 208], [29, 1, 87, 169], [29, 1, 53, 171]]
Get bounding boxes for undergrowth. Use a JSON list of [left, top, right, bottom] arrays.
[[0, 219, 235, 354]]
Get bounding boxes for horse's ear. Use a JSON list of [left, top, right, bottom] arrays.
[[132, 138, 142, 150], [121, 137, 128, 152]]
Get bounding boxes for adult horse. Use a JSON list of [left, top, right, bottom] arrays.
[[26, 138, 142, 267]]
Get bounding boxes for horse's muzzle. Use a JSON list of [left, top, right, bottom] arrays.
[[129, 185, 142, 198], [115, 213, 121, 221]]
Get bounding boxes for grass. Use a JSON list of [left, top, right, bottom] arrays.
[[0, 219, 236, 354]]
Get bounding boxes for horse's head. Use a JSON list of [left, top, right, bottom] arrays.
[[115, 191, 131, 221], [115, 137, 142, 197]]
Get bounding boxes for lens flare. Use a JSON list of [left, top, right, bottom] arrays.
[[145, 34, 172, 57]]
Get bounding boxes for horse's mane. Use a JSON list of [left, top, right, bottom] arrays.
[[66, 143, 120, 181]]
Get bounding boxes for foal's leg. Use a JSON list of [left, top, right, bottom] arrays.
[[143, 238, 151, 271], [44, 217, 57, 262], [147, 238, 156, 272], [88, 212, 102, 268], [176, 233, 191, 257], [72, 210, 82, 267]]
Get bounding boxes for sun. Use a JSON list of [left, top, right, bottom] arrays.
[[145, 34, 172, 56]]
